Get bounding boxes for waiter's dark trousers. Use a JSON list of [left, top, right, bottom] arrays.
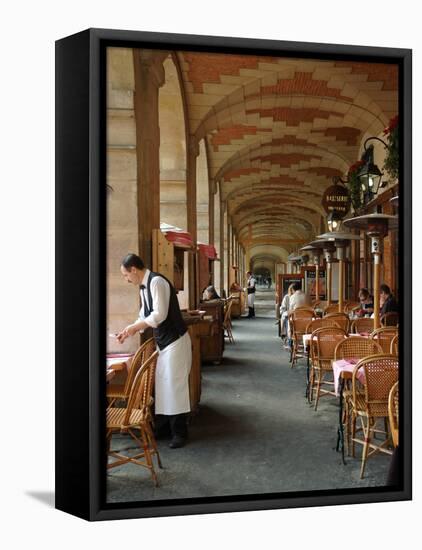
[[155, 413, 188, 438]]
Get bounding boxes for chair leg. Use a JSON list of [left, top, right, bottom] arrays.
[[360, 417, 371, 479], [314, 370, 322, 411], [145, 422, 163, 469]]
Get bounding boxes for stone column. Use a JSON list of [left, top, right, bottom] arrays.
[[209, 179, 215, 246], [187, 138, 200, 308], [132, 49, 166, 268]]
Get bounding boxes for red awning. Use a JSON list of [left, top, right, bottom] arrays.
[[198, 243, 218, 259], [164, 230, 194, 249]]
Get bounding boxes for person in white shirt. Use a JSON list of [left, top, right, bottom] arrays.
[[280, 284, 295, 344], [116, 253, 192, 449], [245, 271, 256, 318], [289, 282, 306, 310]]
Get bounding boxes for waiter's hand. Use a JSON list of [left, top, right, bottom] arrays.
[[116, 323, 137, 344]]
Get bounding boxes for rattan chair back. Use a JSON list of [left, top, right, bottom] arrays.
[[351, 317, 375, 335], [323, 304, 340, 315], [122, 337, 156, 395], [305, 318, 340, 334], [291, 307, 314, 318], [123, 351, 159, 426], [370, 327, 398, 353], [390, 333, 399, 356], [344, 301, 360, 313], [352, 354, 398, 418], [311, 327, 347, 366], [388, 381, 399, 448], [323, 312, 349, 333], [334, 336, 382, 361], [381, 311, 399, 327]]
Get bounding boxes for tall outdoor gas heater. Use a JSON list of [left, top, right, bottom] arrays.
[[343, 213, 398, 329], [300, 244, 323, 301], [316, 232, 362, 312]]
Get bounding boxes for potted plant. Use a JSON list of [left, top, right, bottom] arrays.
[[346, 159, 365, 212], [383, 115, 399, 181]]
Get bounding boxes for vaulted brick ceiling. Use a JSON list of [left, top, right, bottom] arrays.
[[177, 52, 398, 253]]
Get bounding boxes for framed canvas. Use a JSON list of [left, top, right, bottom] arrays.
[[55, 28, 412, 521]]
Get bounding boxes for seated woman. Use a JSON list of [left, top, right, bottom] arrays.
[[380, 284, 399, 315], [203, 285, 221, 301], [356, 288, 374, 317]]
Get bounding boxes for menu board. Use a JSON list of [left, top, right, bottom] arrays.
[[277, 274, 304, 305], [304, 268, 326, 299]]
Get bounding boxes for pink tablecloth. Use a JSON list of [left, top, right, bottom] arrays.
[[332, 359, 366, 396], [106, 354, 134, 382]]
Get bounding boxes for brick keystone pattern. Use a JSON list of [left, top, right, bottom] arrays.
[[251, 152, 322, 166], [183, 53, 278, 93], [334, 61, 398, 91], [246, 72, 353, 102], [311, 126, 361, 145], [261, 136, 313, 148], [245, 107, 343, 125], [300, 167, 343, 177], [211, 125, 271, 151], [223, 167, 268, 182]]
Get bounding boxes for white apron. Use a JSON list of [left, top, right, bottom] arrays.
[[247, 291, 255, 307], [154, 331, 192, 415]]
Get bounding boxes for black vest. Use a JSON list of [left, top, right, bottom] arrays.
[[247, 278, 256, 294], [141, 271, 187, 351]]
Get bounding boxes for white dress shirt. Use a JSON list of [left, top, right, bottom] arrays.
[[138, 269, 171, 329]]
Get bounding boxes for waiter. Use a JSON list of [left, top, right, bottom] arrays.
[[246, 271, 256, 318], [116, 253, 192, 449]]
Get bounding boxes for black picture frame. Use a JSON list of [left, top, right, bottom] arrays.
[[55, 28, 412, 521]]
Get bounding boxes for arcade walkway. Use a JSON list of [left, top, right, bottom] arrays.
[[107, 289, 389, 503]]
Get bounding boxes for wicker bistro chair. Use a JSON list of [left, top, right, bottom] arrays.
[[381, 311, 399, 327], [334, 337, 383, 454], [390, 333, 399, 356], [350, 354, 399, 478], [289, 309, 314, 367], [344, 301, 360, 313], [223, 297, 235, 343], [309, 327, 347, 410], [351, 317, 375, 335], [370, 327, 398, 353], [324, 304, 341, 315], [323, 312, 350, 333], [107, 337, 156, 407], [305, 318, 340, 334], [106, 351, 162, 486], [388, 381, 399, 448]]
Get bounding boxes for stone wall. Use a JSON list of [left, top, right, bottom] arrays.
[[107, 48, 140, 353]]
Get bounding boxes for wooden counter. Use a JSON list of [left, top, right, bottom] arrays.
[[230, 290, 246, 318], [198, 300, 224, 364], [182, 313, 212, 413]]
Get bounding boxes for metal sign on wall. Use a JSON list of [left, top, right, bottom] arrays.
[[322, 184, 351, 215]]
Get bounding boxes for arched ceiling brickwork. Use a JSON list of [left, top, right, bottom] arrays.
[[177, 52, 398, 254]]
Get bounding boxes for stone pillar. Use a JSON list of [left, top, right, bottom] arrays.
[[132, 49, 166, 268], [187, 138, 200, 308], [209, 179, 215, 246], [220, 201, 225, 295]]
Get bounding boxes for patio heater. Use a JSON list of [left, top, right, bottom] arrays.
[[343, 213, 398, 329], [300, 244, 323, 301], [316, 232, 362, 312], [309, 239, 336, 305]]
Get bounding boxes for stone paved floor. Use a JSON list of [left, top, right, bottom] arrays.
[[107, 289, 391, 503]]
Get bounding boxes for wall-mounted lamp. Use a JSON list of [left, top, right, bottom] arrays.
[[357, 137, 388, 203]]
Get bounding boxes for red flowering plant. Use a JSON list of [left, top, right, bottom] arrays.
[[383, 115, 399, 180], [346, 159, 365, 212]]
